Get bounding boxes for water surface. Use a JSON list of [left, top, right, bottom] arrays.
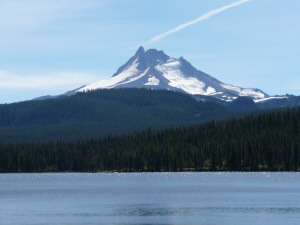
[[0, 172, 299, 225]]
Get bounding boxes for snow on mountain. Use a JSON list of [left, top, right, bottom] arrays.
[[78, 47, 268, 101], [220, 84, 266, 99], [253, 96, 289, 103]]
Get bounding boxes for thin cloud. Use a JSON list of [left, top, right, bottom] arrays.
[[0, 70, 100, 90], [0, 0, 104, 37], [143, 0, 250, 45]]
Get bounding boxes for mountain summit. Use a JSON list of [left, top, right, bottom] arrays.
[[78, 47, 268, 101]]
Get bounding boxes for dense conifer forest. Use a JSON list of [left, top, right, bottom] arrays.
[[0, 89, 231, 143], [0, 107, 299, 172]]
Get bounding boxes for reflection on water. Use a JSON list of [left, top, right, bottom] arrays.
[[4, 205, 300, 217], [0, 172, 299, 225]]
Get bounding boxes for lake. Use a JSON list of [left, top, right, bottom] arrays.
[[0, 172, 299, 225]]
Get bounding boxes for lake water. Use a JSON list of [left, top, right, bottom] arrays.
[[0, 172, 299, 225]]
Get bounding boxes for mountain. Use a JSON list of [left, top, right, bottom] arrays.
[[229, 97, 258, 111], [78, 47, 268, 102], [255, 95, 300, 110], [33, 86, 85, 100]]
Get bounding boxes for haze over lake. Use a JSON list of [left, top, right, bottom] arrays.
[[0, 172, 299, 225]]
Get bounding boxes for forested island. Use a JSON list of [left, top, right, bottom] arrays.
[[0, 106, 299, 172]]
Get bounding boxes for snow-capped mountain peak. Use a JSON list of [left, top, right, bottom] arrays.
[[78, 47, 268, 101]]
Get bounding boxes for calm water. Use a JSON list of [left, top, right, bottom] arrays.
[[0, 172, 299, 225]]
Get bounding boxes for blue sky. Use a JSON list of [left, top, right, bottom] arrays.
[[1, 0, 300, 103]]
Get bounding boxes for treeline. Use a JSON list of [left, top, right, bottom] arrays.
[[0, 107, 300, 172]]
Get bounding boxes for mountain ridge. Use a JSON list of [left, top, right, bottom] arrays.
[[0, 88, 231, 143]]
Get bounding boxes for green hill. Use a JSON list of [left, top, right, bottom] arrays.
[[0, 88, 230, 143]]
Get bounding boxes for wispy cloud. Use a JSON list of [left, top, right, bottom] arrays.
[[0, 70, 100, 90], [143, 0, 250, 45]]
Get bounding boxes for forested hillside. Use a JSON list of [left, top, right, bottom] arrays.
[[0, 89, 229, 143], [1, 107, 299, 172]]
